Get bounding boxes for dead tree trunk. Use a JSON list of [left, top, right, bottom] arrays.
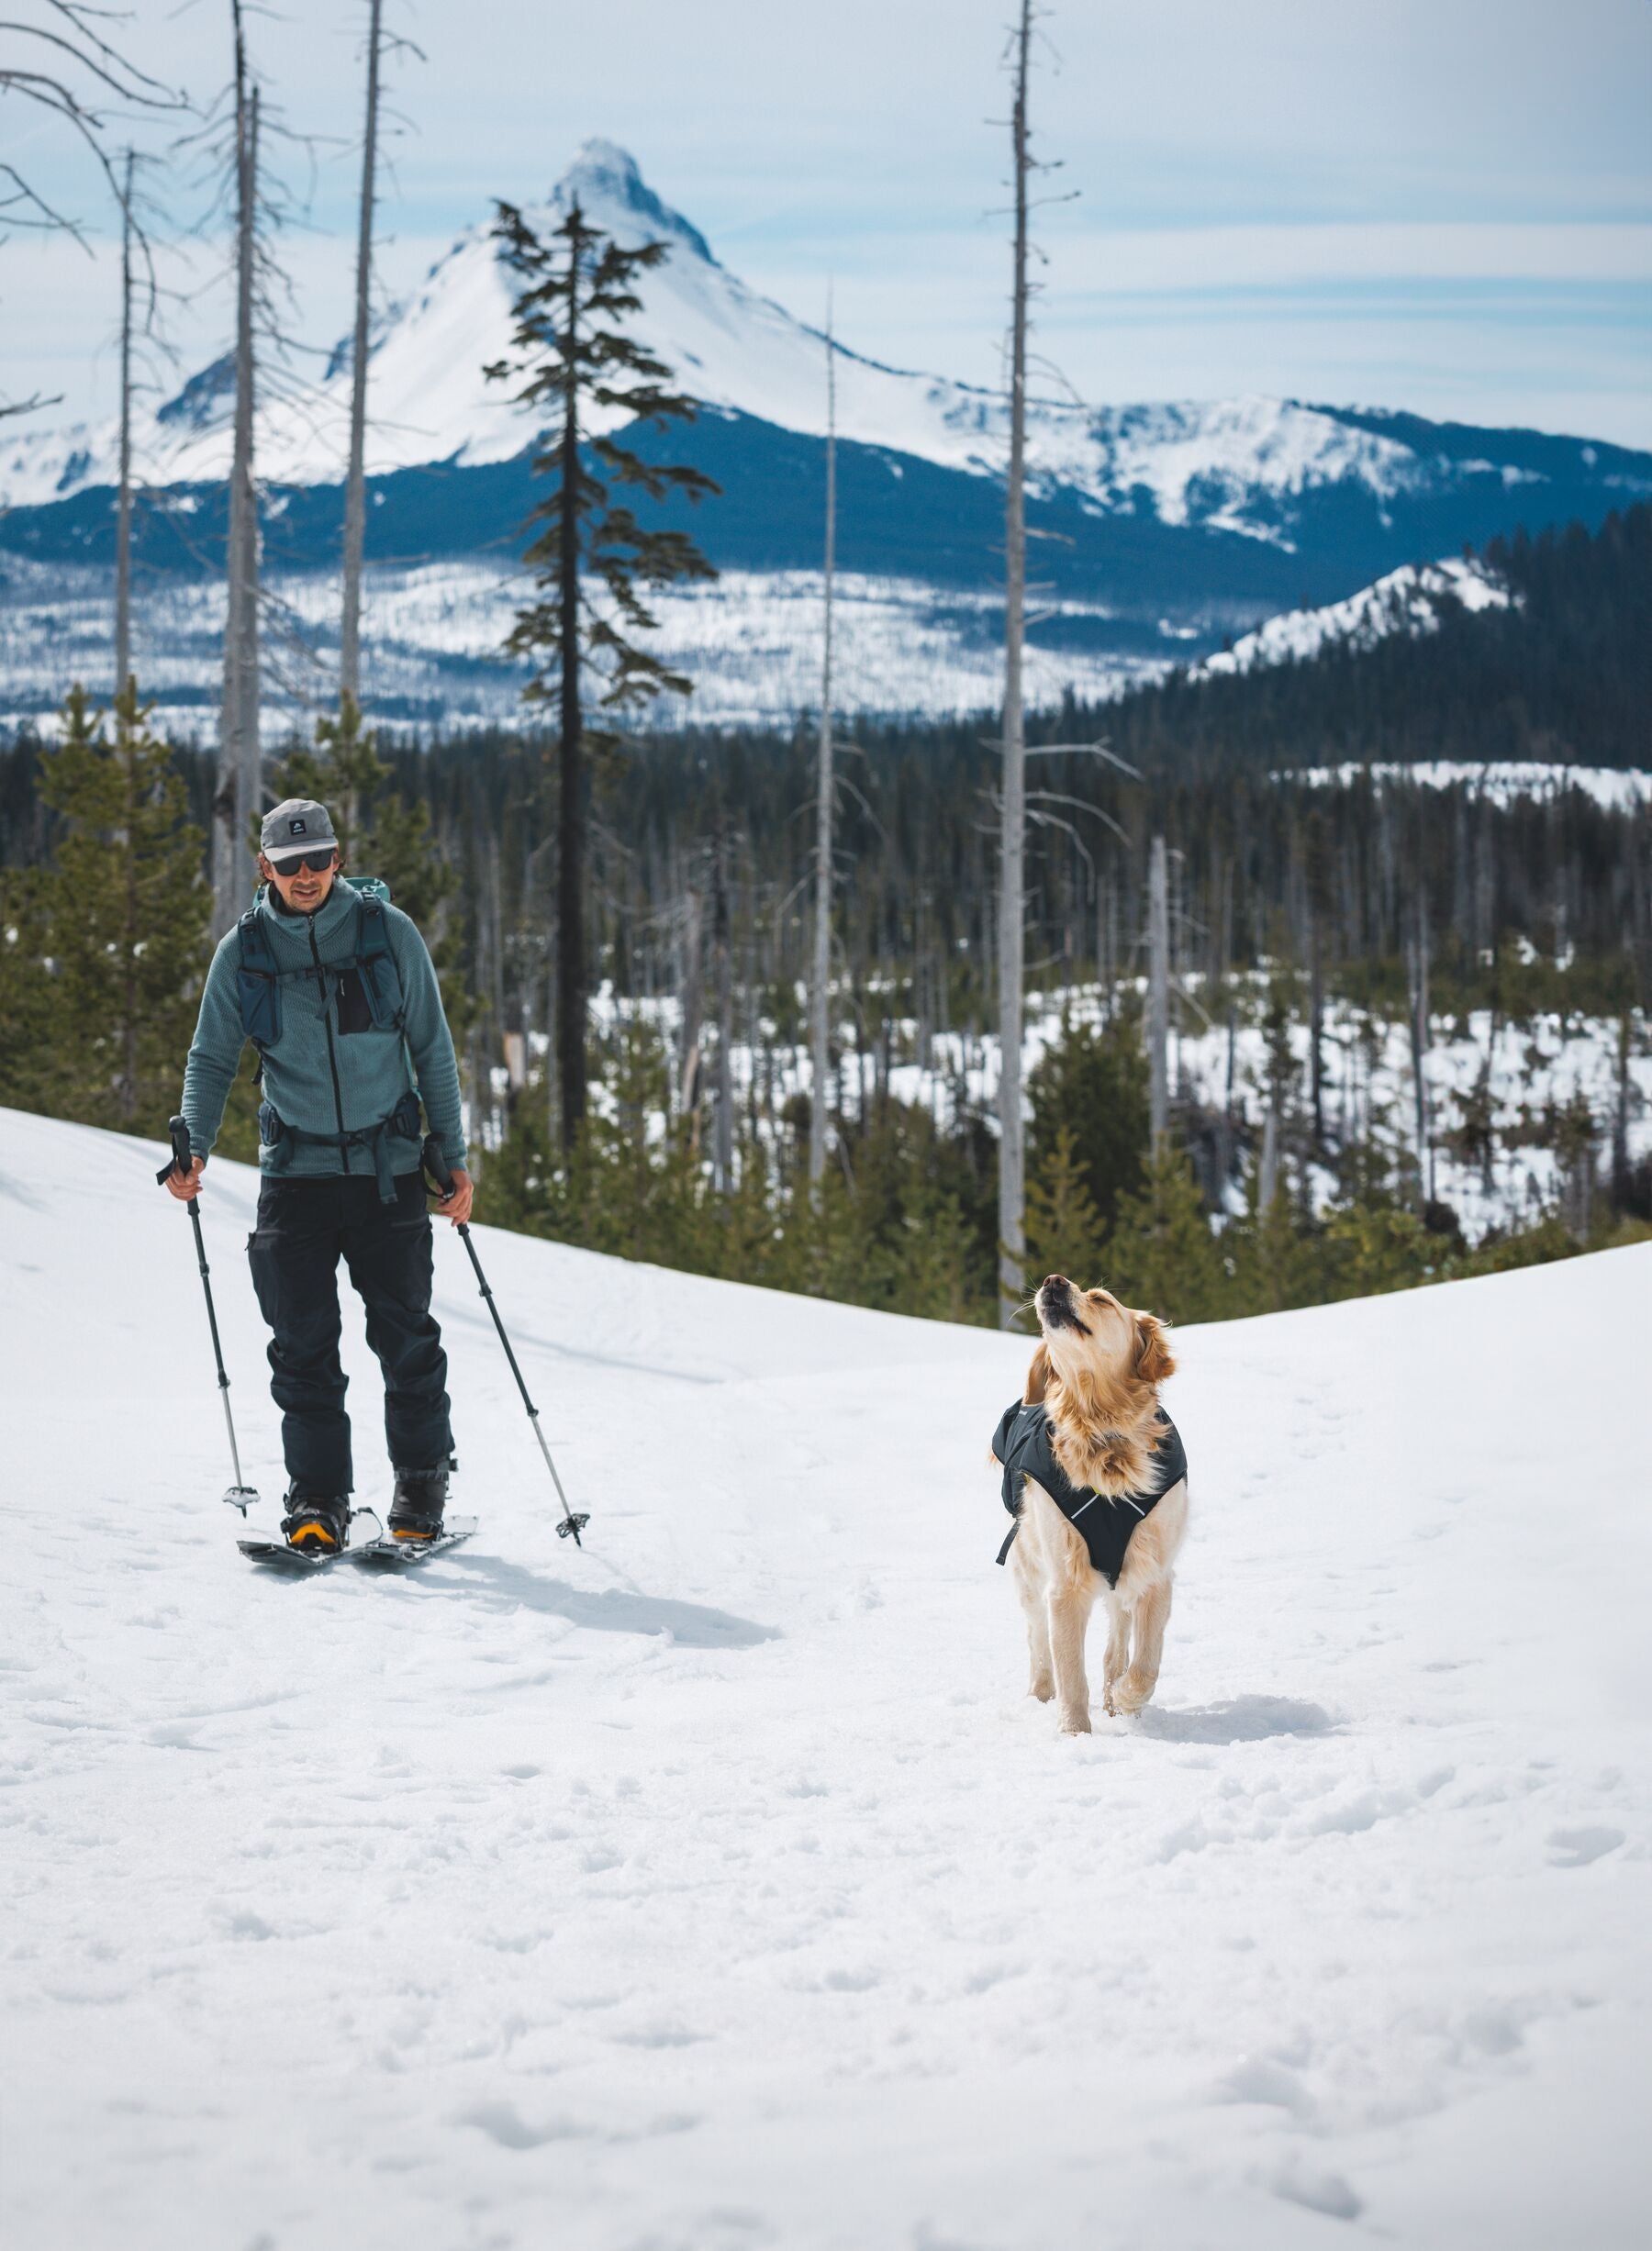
[[1147, 833, 1169, 1142], [1407, 897, 1433, 1207], [996, 0, 1032, 1327], [339, 0, 383, 704], [808, 304, 837, 1192], [713, 820, 734, 1192], [556, 237, 586, 1148], [114, 147, 135, 702], [213, 20, 260, 938]]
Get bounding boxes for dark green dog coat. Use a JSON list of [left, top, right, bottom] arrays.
[[991, 1400, 1188, 1586]]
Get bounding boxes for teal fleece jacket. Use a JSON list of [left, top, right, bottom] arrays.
[[181, 883, 467, 1183]]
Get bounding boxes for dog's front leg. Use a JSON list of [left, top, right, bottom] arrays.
[[1099, 1595, 1130, 1716], [1046, 1586, 1095, 1734], [1011, 1549, 1055, 1701], [1111, 1575, 1174, 1714]]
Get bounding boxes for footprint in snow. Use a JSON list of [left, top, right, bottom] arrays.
[[1546, 1824, 1624, 1868]]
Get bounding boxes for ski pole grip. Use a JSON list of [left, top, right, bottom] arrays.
[[421, 1131, 455, 1198], [158, 1113, 194, 1187]]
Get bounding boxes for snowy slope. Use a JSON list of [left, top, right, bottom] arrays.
[[1197, 553, 1515, 676], [3, 1103, 1647, 2250]]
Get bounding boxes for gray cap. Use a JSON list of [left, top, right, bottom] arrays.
[[261, 797, 338, 865]]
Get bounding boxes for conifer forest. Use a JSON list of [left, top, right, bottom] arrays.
[[3, 499, 1647, 1332]]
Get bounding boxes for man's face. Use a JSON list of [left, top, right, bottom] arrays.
[[259, 849, 340, 915]]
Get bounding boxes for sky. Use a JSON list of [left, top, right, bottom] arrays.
[[4, 0, 1650, 447]]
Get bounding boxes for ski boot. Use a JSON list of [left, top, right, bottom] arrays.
[[387, 1461, 451, 1543], [281, 1492, 352, 1555]]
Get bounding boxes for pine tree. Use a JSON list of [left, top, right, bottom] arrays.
[[32, 683, 211, 1132], [1105, 1136, 1227, 1323], [1023, 1123, 1108, 1297], [1026, 1017, 1150, 1238], [486, 196, 719, 1149]]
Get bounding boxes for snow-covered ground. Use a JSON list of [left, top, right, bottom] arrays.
[[1280, 758, 1652, 813], [583, 984, 1652, 1247], [0, 555, 1166, 738], [4, 1103, 1647, 2249]]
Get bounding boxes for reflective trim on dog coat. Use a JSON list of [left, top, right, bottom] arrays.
[[991, 1399, 1188, 1586]]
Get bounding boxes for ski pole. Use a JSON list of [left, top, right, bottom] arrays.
[[422, 1134, 589, 1546], [158, 1115, 260, 1516]]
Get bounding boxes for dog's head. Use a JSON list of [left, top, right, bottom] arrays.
[[1023, 1274, 1176, 1409]]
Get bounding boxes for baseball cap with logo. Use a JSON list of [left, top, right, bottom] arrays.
[[261, 797, 339, 867]]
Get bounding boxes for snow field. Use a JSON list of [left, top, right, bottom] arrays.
[[2, 1103, 1648, 2249]]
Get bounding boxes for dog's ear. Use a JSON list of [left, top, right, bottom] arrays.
[[1023, 1343, 1052, 1404], [1133, 1312, 1176, 1386]]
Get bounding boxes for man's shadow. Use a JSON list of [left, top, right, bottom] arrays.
[[404, 1549, 781, 1649]]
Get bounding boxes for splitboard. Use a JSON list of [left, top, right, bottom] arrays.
[[352, 1515, 478, 1567], [238, 1510, 385, 1570]]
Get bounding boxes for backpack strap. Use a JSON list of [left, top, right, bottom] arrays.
[[351, 891, 406, 1034], [236, 908, 282, 1053]]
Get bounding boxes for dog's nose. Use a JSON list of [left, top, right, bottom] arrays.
[[1043, 1274, 1069, 1293]]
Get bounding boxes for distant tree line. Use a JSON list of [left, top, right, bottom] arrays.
[[2, 500, 1647, 1327]]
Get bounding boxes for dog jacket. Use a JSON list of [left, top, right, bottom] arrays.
[[992, 1399, 1188, 1585]]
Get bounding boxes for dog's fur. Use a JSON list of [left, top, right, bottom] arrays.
[[1002, 1276, 1189, 1734]]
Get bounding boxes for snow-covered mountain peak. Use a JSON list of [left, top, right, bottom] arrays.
[[545, 138, 718, 269]]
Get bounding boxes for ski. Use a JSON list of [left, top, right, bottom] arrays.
[[238, 1510, 384, 1570], [352, 1514, 478, 1567]]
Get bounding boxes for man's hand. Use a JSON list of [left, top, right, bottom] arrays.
[[164, 1155, 205, 1202], [438, 1167, 474, 1226]]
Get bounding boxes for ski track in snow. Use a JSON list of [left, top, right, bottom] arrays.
[[2, 1105, 1648, 2249]]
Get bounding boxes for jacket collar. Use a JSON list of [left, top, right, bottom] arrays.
[[257, 878, 358, 953]]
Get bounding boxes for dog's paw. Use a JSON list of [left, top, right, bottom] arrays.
[[1028, 1676, 1055, 1703], [1058, 1708, 1092, 1736], [1110, 1673, 1153, 1716]]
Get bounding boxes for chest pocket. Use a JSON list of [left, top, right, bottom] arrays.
[[336, 966, 376, 1035]]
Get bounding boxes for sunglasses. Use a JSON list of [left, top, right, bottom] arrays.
[[269, 850, 338, 875]]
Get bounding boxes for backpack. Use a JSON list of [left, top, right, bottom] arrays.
[[235, 875, 406, 1055]]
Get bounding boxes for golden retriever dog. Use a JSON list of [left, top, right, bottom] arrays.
[[990, 1274, 1189, 1735]]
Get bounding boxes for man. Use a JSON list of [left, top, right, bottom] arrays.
[[165, 797, 473, 1553]]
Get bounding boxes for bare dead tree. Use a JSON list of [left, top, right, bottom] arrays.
[[0, 7, 183, 421], [996, 0, 1032, 1326], [337, 0, 421, 705], [338, 0, 385, 706], [0, 3, 183, 236], [211, 0, 260, 933], [1147, 831, 1169, 1141], [808, 295, 838, 1193], [114, 142, 136, 696]]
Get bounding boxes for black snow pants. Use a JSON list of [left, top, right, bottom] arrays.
[[246, 1170, 453, 1497]]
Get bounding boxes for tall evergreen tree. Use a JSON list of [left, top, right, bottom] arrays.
[[31, 683, 211, 1132], [486, 197, 719, 1147]]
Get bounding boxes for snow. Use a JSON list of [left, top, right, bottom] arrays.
[[3, 1101, 1647, 2248], [0, 556, 1172, 737], [575, 984, 1650, 1252], [0, 144, 1458, 542], [1280, 758, 1652, 813], [1196, 554, 1515, 678]]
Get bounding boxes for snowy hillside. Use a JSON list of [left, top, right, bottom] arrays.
[[3, 1102, 1646, 2249], [1197, 553, 1515, 677]]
